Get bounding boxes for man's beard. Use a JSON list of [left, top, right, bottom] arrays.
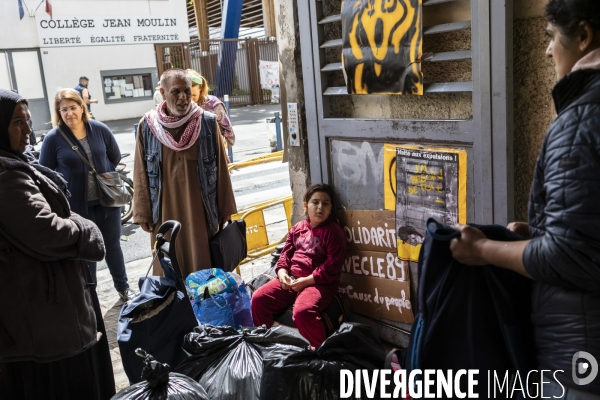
[[167, 101, 190, 117]]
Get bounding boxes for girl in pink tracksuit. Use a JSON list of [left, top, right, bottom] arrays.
[[251, 184, 347, 347]]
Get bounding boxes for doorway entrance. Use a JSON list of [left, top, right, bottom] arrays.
[[0, 49, 51, 132]]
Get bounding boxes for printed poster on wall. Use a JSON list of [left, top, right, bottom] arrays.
[[383, 143, 467, 262], [341, 0, 424, 95], [335, 210, 414, 324]]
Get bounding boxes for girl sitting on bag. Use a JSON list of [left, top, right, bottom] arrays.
[[40, 89, 132, 302], [251, 184, 346, 347]]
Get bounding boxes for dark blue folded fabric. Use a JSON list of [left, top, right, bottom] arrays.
[[405, 218, 535, 399]]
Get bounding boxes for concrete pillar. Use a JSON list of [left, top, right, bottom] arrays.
[[273, 0, 312, 224], [512, 0, 556, 221]]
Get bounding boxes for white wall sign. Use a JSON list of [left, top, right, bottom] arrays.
[[259, 60, 279, 88], [288, 103, 300, 147], [35, 16, 188, 47]]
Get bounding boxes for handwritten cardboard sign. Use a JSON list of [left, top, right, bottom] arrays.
[[335, 210, 397, 252], [336, 210, 413, 323], [340, 273, 414, 324], [343, 249, 409, 282]]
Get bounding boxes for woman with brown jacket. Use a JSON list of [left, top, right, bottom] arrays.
[[0, 89, 115, 399]]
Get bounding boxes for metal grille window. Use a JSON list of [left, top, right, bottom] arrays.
[[296, 0, 513, 344], [299, 0, 513, 225]]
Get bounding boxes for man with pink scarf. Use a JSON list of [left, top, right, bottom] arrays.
[[133, 69, 237, 277]]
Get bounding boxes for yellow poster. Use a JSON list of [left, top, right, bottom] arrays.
[[383, 144, 467, 262], [341, 0, 424, 95]]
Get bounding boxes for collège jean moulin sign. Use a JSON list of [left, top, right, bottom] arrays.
[[35, 16, 188, 47]]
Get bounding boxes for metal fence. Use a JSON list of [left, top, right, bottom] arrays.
[[155, 38, 279, 106], [155, 43, 190, 72]]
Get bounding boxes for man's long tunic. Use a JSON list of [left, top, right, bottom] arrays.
[[133, 119, 237, 277]]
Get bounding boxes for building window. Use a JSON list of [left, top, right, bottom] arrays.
[[100, 68, 158, 104]]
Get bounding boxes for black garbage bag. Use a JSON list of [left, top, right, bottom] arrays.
[[175, 325, 310, 400], [246, 266, 277, 295], [260, 322, 387, 400], [112, 349, 209, 400]]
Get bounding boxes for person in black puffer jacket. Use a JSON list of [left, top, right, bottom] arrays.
[[449, 1, 600, 398]]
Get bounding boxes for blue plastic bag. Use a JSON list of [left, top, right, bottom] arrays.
[[193, 292, 235, 327], [229, 284, 253, 329], [186, 268, 237, 299]]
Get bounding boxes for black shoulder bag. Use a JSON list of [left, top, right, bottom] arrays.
[[57, 126, 132, 208], [210, 219, 247, 272]]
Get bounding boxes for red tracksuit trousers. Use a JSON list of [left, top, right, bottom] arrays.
[[251, 278, 338, 347]]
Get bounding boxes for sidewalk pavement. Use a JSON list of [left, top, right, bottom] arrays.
[[98, 253, 274, 391]]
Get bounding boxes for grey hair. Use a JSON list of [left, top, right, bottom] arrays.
[[160, 69, 191, 91]]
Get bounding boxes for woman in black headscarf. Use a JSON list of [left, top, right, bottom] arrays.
[[0, 89, 115, 399]]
